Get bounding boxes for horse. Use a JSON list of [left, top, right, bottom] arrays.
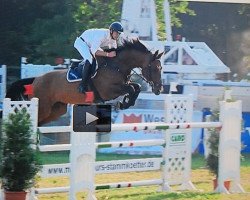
[[6, 39, 164, 125]]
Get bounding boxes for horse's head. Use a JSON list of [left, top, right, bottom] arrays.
[[114, 39, 164, 95], [142, 50, 164, 95]]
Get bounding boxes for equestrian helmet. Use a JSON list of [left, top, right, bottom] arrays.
[[109, 22, 124, 33]]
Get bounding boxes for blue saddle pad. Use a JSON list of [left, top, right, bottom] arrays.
[[66, 68, 81, 82]]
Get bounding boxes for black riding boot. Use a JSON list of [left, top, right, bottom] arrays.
[[78, 60, 91, 93]]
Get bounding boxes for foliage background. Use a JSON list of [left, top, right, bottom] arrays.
[[0, 0, 250, 77]]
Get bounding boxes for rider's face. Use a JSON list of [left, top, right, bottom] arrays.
[[111, 31, 120, 40]]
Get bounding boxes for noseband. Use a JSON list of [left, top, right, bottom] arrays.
[[131, 60, 160, 88]]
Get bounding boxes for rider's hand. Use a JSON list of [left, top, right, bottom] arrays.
[[107, 51, 116, 57]]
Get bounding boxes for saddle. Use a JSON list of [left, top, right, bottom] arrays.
[[66, 59, 97, 82]]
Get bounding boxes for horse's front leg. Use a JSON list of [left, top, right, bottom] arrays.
[[118, 83, 140, 110], [129, 82, 141, 106]]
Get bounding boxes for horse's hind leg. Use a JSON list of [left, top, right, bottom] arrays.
[[39, 102, 67, 125], [37, 99, 53, 126]]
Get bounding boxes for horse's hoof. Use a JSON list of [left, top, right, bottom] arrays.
[[115, 101, 123, 111], [122, 104, 130, 109]]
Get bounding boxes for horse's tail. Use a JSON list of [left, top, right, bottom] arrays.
[[6, 78, 35, 100]]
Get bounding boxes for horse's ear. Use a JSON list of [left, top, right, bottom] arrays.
[[155, 51, 164, 60], [133, 38, 139, 43], [131, 38, 139, 44], [153, 50, 159, 60]]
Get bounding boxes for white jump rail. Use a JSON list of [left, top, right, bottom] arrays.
[[0, 65, 6, 103]]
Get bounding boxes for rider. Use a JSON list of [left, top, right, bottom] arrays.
[[74, 22, 124, 93]]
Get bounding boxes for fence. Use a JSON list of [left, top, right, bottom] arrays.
[[1, 95, 245, 200]]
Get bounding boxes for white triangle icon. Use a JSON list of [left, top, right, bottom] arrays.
[[86, 112, 98, 125]]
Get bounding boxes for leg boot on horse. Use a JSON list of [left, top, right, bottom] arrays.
[[116, 83, 140, 110], [78, 60, 91, 93]]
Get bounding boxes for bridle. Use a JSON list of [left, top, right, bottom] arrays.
[[131, 59, 161, 88]]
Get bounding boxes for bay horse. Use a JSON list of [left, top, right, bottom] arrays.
[[6, 39, 164, 125]]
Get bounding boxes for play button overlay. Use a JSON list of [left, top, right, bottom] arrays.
[[86, 112, 98, 125], [73, 104, 111, 132]]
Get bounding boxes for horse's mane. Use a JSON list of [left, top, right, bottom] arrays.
[[99, 39, 150, 69], [116, 39, 150, 54]]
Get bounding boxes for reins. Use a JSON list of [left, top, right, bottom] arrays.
[[131, 64, 154, 87]]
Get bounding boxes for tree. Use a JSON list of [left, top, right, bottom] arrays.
[[173, 2, 250, 78], [0, 0, 47, 65], [0, 108, 41, 192], [26, 0, 76, 64], [73, 0, 123, 34], [155, 0, 195, 40], [0, 0, 76, 65], [0, 0, 194, 65], [23, 0, 76, 64]]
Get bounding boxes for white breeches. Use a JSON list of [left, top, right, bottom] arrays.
[[74, 37, 93, 63]]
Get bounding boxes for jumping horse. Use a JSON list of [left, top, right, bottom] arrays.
[[6, 39, 164, 125]]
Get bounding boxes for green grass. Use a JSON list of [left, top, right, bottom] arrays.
[[241, 153, 250, 167], [39, 151, 69, 164]]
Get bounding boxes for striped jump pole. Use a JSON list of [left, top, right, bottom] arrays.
[[35, 179, 163, 194], [111, 121, 222, 132], [95, 179, 163, 190], [38, 139, 166, 152]]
